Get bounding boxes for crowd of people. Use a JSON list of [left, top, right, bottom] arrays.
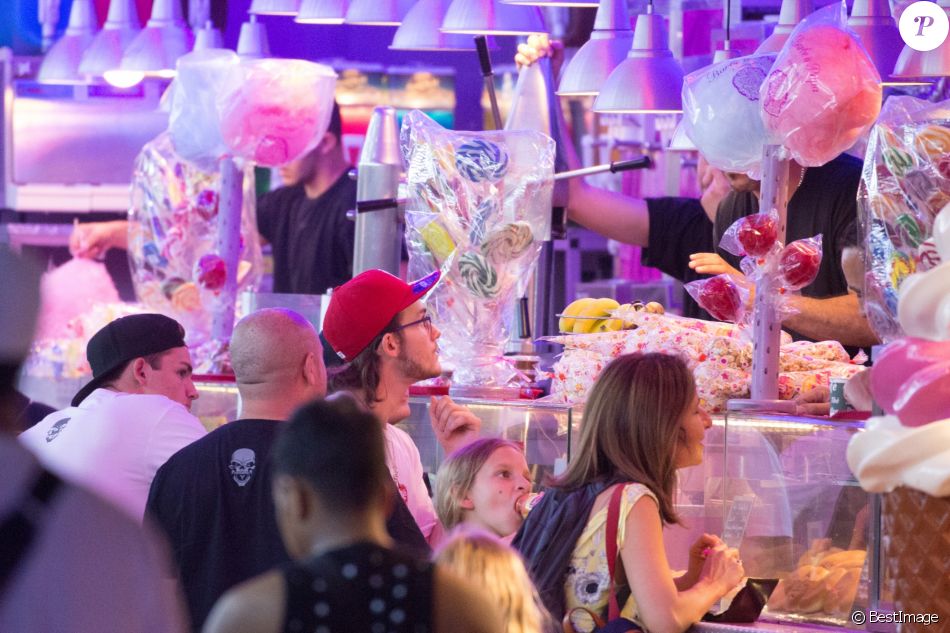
[[2, 249, 746, 633]]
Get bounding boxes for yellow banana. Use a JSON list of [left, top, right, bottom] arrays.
[[572, 298, 620, 334], [558, 297, 597, 333], [593, 318, 623, 333]]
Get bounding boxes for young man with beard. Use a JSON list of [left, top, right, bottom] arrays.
[[322, 270, 482, 545]]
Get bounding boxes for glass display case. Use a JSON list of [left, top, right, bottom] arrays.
[[186, 382, 878, 630], [715, 412, 873, 629]]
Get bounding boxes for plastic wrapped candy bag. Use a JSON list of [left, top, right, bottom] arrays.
[[685, 275, 749, 323], [681, 53, 776, 177], [218, 59, 337, 167], [402, 110, 555, 387], [760, 3, 881, 167], [857, 96, 950, 342], [779, 236, 823, 290], [128, 132, 262, 344], [719, 211, 781, 259], [167, 49, 241, 171]]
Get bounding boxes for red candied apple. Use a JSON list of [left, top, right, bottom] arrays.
[[194, 253, 227, 292], [780, 240, 821, 289], [699, 276, 743, 322], [737, 213, 778, 256]]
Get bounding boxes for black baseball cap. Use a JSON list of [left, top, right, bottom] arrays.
[[71, 314, 188, 407]]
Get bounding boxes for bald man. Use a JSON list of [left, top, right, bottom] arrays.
[[146, 308, 327, 630], [146, 309, 429, 632]]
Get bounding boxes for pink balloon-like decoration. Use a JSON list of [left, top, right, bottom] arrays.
[[871, 337, 950, 426]]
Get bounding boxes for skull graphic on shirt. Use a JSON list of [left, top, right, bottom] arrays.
[[229, 448, 256, 487], [46, 418, 70, 443]]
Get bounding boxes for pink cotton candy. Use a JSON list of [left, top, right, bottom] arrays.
[[218, 59, 337, 167], [761, 24, 881, 166], [36, 258, 120, 340]]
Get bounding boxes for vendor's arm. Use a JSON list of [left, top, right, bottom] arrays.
[[70, 220, 129, 258], [782, 292, 879, 348], [687, 252, 743, 278], [623, 496, 744, 633]]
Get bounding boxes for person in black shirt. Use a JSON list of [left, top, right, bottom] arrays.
[[146, 308, 428, 632], [256, 103, 356, 295], [567, 155, 879, 349], [71, 104, 357, 296], [202, 398, 502, 633]]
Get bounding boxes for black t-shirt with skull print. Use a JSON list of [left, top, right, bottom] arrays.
[[146, 418, 430, 632]]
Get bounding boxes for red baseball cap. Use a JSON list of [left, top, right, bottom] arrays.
[[323, 269, 441, 362]]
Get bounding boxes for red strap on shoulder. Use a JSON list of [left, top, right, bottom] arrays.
[[605, 483, 626, 621]]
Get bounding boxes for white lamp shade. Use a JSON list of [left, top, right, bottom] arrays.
[[193, 22, 224, 50], [250, 0, 301, 15], [442, 0, 547, 35], [848, 0, 902, 80], [756, 0, 813, 53], [78, 0, 141, 77], [501, 0, 597, 6], [346, 0, 413, 25], [391, 0, 482, 50], [593, 10, 684, 113], [296, 0, 348, 24], [119, 27, 193, 75], [557, 0, 633, 96], [238, 16, 272, 57], [893, 42, 950, 77], [38, 0, 97, 82]]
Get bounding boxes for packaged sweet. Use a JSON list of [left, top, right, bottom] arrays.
[[167, 49, 240, 171], [720, 211, 780, 258], [685, 274, 747, 323], [36, 258, 120, 341], [681, 53, 777, 177], [127, 132, 262, 344], [218, 59, 338, 167], [779, 236, 823, 290], [402, 110, 554, 386], [858, 96, 950, 342], [760, 4, 881, 167]]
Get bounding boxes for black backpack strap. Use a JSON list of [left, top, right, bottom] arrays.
[[0, 468, 63, 595]]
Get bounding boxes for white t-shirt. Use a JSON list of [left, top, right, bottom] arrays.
[[384, 424, 439, 541], [0, 437, 188, 633], [20, 389, 206, 521]]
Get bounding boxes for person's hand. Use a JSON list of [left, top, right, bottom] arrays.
[[69, 220, 128, 259], [700, 545, 745, 595], [515, 34, 565, 78], [688, 252, 744, 278], [430, 396, 481, 455], [698, 158, 732, 222], [685, 533, 724, 585], [794, 386, 830, 416]]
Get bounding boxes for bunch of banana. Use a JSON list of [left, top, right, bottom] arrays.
[[558, 298, 665, 334]]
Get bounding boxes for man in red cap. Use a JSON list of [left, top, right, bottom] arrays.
[[323, 269, 482, 544]]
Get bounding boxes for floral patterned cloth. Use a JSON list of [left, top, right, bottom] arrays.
[[546, 312, 862, 412], [564, 483, 658, 624]]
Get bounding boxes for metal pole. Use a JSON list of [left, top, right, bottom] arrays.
[[210, 156, 243, 344], [353, 106, 402, 276]]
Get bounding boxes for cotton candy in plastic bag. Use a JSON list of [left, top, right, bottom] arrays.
[[760, 3, 881, 167], [402, 110, 554, 387], [127, 132, 262, 345], [218, 59, 337, 167], [681, 53, 776, 177], [167, 49, 241, 171]]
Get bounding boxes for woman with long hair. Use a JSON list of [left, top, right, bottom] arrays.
[[515, 353, 744, 633]]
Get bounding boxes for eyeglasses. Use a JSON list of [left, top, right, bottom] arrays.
[[386, 315, 433, 335]]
